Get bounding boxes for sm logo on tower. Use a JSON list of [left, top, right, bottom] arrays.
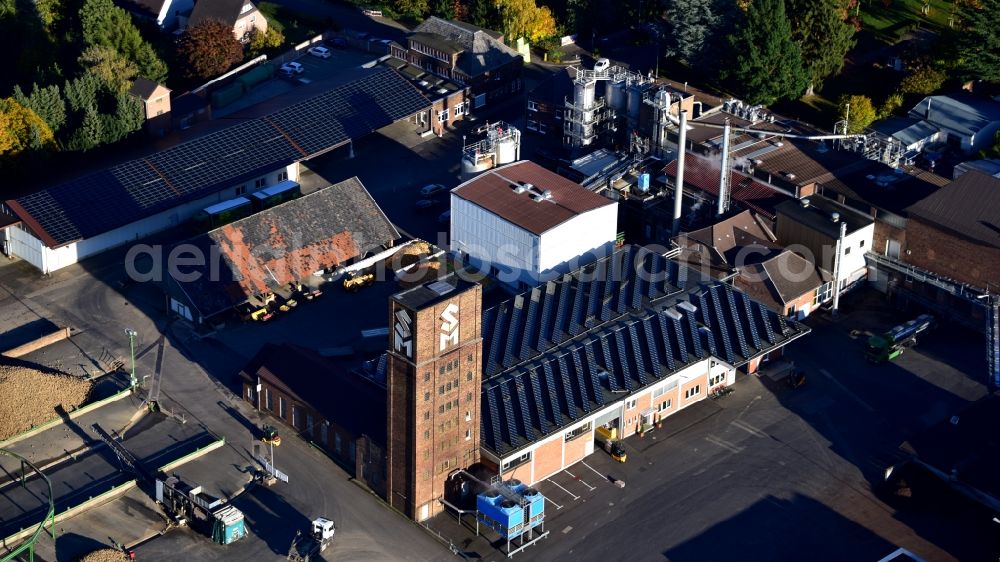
[[440, 303, 459, 352]]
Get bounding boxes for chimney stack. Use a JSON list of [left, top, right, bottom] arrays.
[[672, 110, 688, 236]]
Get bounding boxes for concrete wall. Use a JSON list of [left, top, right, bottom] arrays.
[[451, 195, 538, 282]]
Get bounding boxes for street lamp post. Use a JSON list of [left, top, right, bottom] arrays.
[[124, 329, 138, 388]]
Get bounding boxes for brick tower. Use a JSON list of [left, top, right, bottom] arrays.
[[386, 275, 482, 521]]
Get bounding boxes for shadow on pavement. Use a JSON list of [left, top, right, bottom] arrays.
[[232, 484, 311, 556]]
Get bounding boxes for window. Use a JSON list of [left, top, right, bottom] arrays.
[[467, 372, 473, 381], [277, 170, 288, 181], [685, 385, 701, 399], [658, 399, 672, 412], [439, 385, 445, 395], [292, 406, 300, 428], [526, 119, 538, 132], [424, 430, 430, 438], [438, 108, 449, 122], [538, 123, 548, 135], [564, 422, 592, 442], [254, 177, 266, 189], [334, 433, 342, 454], [465, 410, 472, 422], [454, 102, 466, 116], [265, 388, 273, 410], [845, 246, 852, 255], [235, 184, 247, 195], [424, 392, 430, 402], [466, 392, 473, 402], [446, 402, 452, 411], [527, 100, 538, 112], [424, 372, 430, 382], [279, 396, 286, 418], [625, 398, 637, 409], [424, 411, 430, 420], [439, 366, 445, 375], [467, 354, 474, 363], [246, 386, 256, 403], [710, 372, 726, 386], [859, 240, 866, 248], [465, 429, 472, 441], [439, 405, 445, 413], [156, 109, 164, 116], [653, 386, 668, 398], [500, 451, 531, 471]]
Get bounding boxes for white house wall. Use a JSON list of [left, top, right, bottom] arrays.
[[537, 204, 617, 272], [840, 223, 875, 284], [7, 226, 45, 272]]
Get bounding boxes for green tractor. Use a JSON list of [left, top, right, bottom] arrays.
[[864, 314, 934, 363]]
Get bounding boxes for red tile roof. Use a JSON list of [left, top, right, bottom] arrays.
[[663, 153, 792, 220], [453, 161, 614, 235]]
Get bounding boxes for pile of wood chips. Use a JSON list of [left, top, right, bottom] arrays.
[[0, 363, 92, 441], [77, 548, 128, 562]]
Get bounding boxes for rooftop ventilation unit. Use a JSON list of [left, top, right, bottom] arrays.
[[830, 212, 840, 223], [786, 173, 796, 180], [664, 308, 683, 321], [511, 183, 529, 194], [800, 198, 811, 208], [677, 301, 697, 313]]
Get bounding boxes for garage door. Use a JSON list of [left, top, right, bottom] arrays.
[[9, 228, 44, 271], [593, 406, 620, 429]]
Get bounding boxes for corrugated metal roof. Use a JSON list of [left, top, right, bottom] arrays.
[[663, 154, 791, 220], [452, 161, 615, 235], [905, 170, 1000, 248]]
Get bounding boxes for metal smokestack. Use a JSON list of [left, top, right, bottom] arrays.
[[717, 119, 731, 216], [672, 109, 688, 236]]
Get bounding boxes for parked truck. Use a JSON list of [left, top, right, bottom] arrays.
[[865, 314, 934, 363], [595, 426, 627, 463], [287, 517, 335, 561]]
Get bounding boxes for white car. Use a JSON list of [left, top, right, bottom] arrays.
[[593, 58, 610, 72], [308, 45, 331, 59], [279, 61, 304, 77]]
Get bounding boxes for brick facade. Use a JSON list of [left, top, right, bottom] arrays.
[[904, 217, 1000, 289], [386, 281, 483, 521]]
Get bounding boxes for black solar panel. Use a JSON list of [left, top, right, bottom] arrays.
[[485, 304, 508, 376], [565, 352, 590, 413], [756, 301, 777, 344], [519, 290, 541, 360], [737, 291, 762, 349], [612, 330, 634, 389], [527, 368, 552, 431], [640, 317, 664, 377], [499, 383, 520, 448], [722, 285, 752, 358], [626, 323, 650, 386], [503, 297, 525, 368], [537, 282, 557, 349], [511, 379, 535, 442], [541, 363, 564, 426], [567, 281, 587, 336], [707, 286, 736, 364], [16, 68, 430, 245], [555, 358, 577, 418], [682, 308, 704, 358], [552, 276, 572, 342], [485, 387, 503, 452]]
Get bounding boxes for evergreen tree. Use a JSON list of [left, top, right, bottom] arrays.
[[25, 83, 67, 133], [957, 0, 1000, 82], [786, 0, 855, 95], [64, 73, 101, 114], [431, 0, 455, 19], [662, 0, 719, 66], [67, 105, 103, 151], [726, 0, 808, 105], [80, 0, 168, 82]]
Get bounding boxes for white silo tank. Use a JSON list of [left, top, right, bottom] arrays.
[[461, 153, 494, 179], [495, 136, 518, 164]]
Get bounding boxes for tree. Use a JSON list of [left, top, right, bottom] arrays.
[[432, 0, 455, 18], [177, 20, 244, 80], [877, 92, 903, 119], [80, 0, 168, 83], [469, 0, 499, 29], [898, 65, 947, 95], [67, 105, 103, 151], [662, 0, 719, 66], [839, 94, 876, 133], [64, 73, 101, 114], [13, 83, 67, 133], [247, 27, 285, 58], [79, 45, 138, 94], [496, 0, 557, 42], [956, 0, 1000, 82], [0, 98, 56, 156], [99, 92, 143, 144], [786, 0, 855, 95], [392, 0, 430, 19], [726, 0, 808, 105]]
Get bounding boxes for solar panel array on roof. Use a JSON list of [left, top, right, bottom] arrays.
[[11, 67, 431, 247], [479, 245, 809, 455]]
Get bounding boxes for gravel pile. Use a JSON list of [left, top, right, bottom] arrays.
[[0, 363, 92, 441], [77, 548, 128, 562]]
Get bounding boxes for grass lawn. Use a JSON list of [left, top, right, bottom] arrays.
[[857, 0, 956, 43]]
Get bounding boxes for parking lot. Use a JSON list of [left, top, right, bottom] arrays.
[[427, 288, 996, 562]]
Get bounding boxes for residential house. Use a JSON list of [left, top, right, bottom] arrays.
[[128, 78, 172, 136], [389, 17, 522, 113], [188, 0, 266, 41]]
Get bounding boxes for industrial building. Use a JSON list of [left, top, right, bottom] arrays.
[[450, 161, 618, 289], [674, 210, 831, 319], [774, 197, 874, 297], [389, 17, 523, 111], [161, 177, 399, 324], [0, 67, 432, 274], [241, 245, 810, 524]]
